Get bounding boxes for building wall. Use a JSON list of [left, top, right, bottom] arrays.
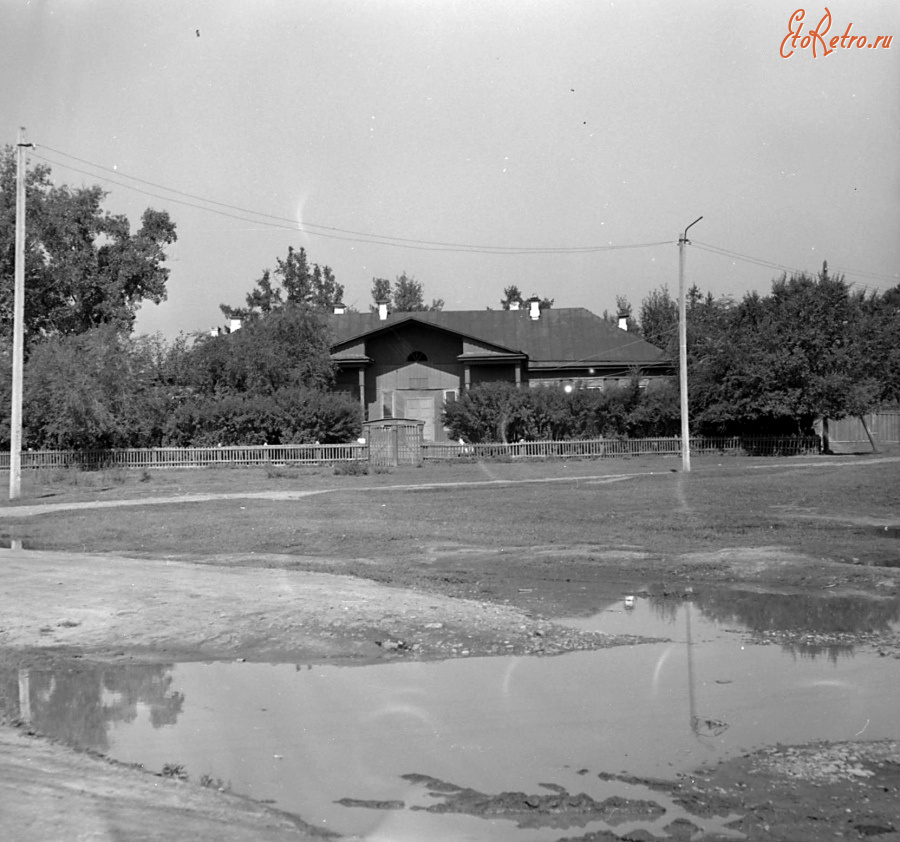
[[363, 324, 464, 441]]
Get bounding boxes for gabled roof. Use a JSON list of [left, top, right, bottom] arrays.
[[328, 308, 669, 367]]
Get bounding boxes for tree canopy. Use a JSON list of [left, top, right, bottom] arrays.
[[0, 148, 177, 338], [221, 246, 344, 321], [500, 285, 553, 310], [369, 272, 444, 312]]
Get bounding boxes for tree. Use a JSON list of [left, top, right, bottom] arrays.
[[0, 148, 177, 337], [190, 304, 337, 397], [369, 277, 393, 312], [684, 265, 883, 436], [369, 272, 443, 312], [638, 286, 678, 352], [602, 295, 639, 332], [221, 246, 344, 320], [500, 285, 524, 310], [857, 283, 900, 407], [22, 326, 156, 449], [442, 382, 531, 443]]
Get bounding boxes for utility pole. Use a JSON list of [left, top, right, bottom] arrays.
[[10, 128, 30, 500], [678, 216, 702, 473]]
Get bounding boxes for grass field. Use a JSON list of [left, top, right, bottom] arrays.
[[2, 454, 898, 573]]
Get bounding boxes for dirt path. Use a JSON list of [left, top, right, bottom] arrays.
[[0, 548, 636, 665]]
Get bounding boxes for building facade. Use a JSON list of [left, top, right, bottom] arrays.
[[329, 304, 672, 442]]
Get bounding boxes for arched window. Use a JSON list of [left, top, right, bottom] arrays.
[[407, 351, 428, 362]]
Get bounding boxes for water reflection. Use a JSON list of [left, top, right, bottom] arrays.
[[6, 636, 900, 840], [13, 663, 183, 752], [636, 588, 900, 661], [693, 589, 900, 634]]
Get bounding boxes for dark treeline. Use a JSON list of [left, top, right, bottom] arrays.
[[6, 309, 360, 450], [448, 265, 899, 443]]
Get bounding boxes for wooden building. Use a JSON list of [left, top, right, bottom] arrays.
[[329, 301, 671, 442]]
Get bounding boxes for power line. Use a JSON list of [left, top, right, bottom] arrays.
[[693, 240, 898, 291], [30, 145, 675, 256]]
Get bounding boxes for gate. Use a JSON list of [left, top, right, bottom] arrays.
[[363, 418, 425, 467]]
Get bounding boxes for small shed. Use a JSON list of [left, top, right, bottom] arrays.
[[363, 418, 425, 467]]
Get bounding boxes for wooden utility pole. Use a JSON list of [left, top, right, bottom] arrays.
[[9, 128, 29, 500], [678, 217, 702, 473]]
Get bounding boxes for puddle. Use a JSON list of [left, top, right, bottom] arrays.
[[8, 593, 900, 841]]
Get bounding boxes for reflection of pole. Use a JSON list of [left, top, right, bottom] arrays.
[[677, 216, 702, 473], [685, 601, 699, 735], [18, 669, 31, 723]]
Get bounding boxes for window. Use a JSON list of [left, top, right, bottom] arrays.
[[407, 351, 428, 362], [443, 390, 457, 404], [381, 390, 394, 418]]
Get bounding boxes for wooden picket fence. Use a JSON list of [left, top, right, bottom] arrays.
[[422, 437, 820, 460], [0, 443, 367, 471], [0, 436, 821, 471]]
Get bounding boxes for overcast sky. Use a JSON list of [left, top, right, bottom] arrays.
[[2, 0, 898, 338]]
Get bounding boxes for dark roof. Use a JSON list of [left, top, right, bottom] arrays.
[[328, 308, 668, 367]]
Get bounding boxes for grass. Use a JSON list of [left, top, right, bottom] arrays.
[[2, 455, 898, 570]]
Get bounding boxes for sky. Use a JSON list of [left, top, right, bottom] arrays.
[[2, 0, 898, 339]]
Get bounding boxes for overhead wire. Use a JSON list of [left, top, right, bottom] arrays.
[[692, 240, 897, 292], [30, 145, 675, 256], [24, 144, 896, 291]]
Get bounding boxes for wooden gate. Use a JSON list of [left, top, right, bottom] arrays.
[[363, 418, 425, 467]]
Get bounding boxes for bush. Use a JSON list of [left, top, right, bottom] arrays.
[[162, 387, 361, 446], [334, 461, 368, 476], [441, 377, 681, 443]]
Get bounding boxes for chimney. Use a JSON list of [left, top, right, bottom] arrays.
[[508, 300, 520, 311], [377, 301, 389, 321], [230, 318, 242, 333], [333, 301, 346, 315], [617, 311, 628, 331], [527, 296, 541, 321], [210, 327, 218, 337]]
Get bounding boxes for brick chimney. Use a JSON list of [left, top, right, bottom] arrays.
[[527, 296, 542, 321]]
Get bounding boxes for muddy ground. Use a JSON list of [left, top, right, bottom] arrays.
[[1, 455, 899, 840]]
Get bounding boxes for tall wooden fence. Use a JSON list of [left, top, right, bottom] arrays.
[[823, 411, 900, 446], [0, 436, 820, 471]]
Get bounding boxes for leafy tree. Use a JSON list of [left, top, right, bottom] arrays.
[[624, 379, 680, 437], [500, 285, 524, 310], [162, 388, 360, 446], [369, 272, 443, 312], [442, 378, 681, 443], [0, 148, 177, 337], [189, 304, 336, 397], [221, 246, 344, 320], [638, 286, 678, 352], [22, 326, 155, 449], [685, 265, 883, 436], [369, 277, 392, 311], [601, 295, 639, 332], [442, 382, 531, 443], [857, 284, 900, 407]]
